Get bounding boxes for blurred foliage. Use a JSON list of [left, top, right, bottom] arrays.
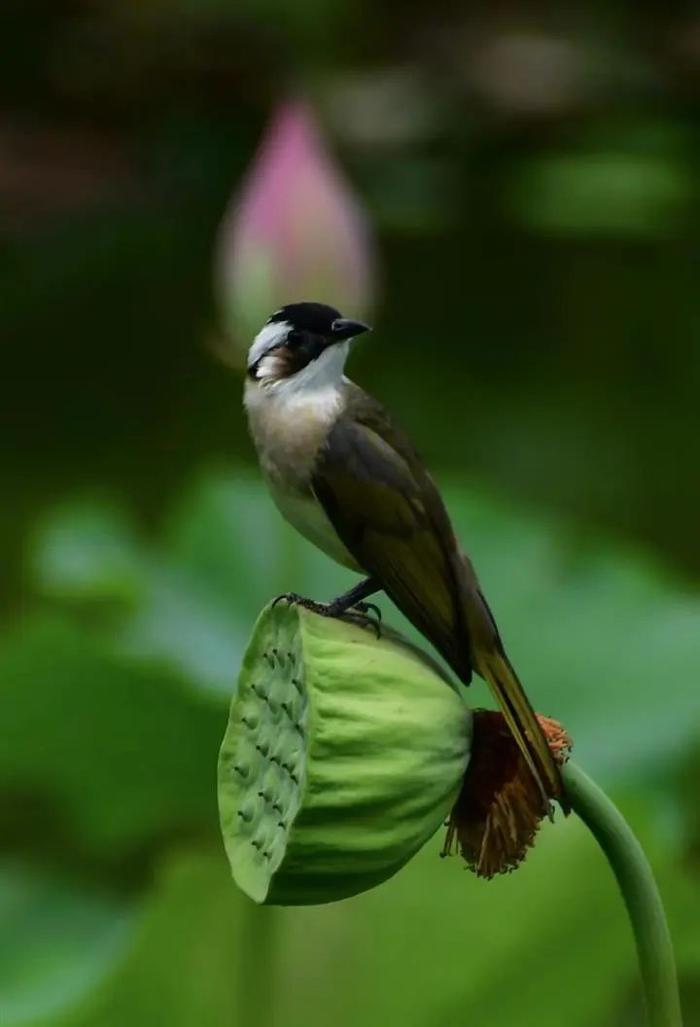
[[1, 618, 223, 858], [0, 861, 136, 1025], [26, 472, 700, 780], [2, 469, 699, 1025], [3, 1, 700, 1024]]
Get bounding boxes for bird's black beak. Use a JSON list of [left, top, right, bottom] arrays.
[[330, 318, 371, 342]]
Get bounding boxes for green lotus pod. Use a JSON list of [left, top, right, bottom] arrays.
[[218, 602, 472, 905]]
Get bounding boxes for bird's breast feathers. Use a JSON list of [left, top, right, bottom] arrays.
[[244, 379, 359, 570], [244, 378, 346, 490]]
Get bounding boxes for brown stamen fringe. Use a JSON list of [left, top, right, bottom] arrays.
[[442, 711, 571, 879]]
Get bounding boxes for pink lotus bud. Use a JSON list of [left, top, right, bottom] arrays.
[[214, 99, 376, 359]]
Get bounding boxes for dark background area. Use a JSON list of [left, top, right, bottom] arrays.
[[5, 2, 700, 594], [2, 3, 700, 1026]]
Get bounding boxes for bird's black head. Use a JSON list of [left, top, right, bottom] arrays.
[[248, 301, 370, 382], [268, 302, 341, 334]]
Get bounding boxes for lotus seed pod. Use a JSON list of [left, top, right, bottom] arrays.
[[218, 602, 472, 905]]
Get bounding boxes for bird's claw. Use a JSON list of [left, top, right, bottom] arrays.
[[349, 601, 382, 638], [271, 593, 382, 638], [272, 592, 327, 615]]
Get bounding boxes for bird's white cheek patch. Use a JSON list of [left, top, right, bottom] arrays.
[[255, 352, 285, 381], [248, 321, 290, 368]]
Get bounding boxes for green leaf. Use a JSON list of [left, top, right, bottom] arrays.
[[273, 807, 697, 1027], [28, 471, 700, 781], [7, 815, 699, 1027], [0, 617, 225, 857], [8, 848, 253, 1027], [13, 473, 700, 1025], [509, 151, 691, 239], [29, 502, 146, 605], [29, 472, 355, 695], [0, 861, 136, 1026]]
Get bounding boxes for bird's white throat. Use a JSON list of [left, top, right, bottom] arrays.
[[253, 335, 349, 393], [244, 341, 350, 491], [245, 335, 350, 432]]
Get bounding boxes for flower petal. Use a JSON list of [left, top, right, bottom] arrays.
[[214, 99, 376, 358]]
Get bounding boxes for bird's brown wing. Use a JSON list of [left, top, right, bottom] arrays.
[[312, 388, 564, 807], [311, 394, 473, 683]]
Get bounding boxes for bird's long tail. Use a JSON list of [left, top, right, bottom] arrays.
[[477, 648, 568, 814]]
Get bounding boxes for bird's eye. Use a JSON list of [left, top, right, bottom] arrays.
[[286, 330, 302, 348]]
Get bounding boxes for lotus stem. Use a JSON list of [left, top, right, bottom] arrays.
[[563, 761, 682, 1027]]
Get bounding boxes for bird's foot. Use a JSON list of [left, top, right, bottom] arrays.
[[272, 592, 327, 615], [272, 593, 382, 638], [348, 600, 382, 638]]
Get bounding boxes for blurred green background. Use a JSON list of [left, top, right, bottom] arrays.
[[3, 2, 700, 1025]]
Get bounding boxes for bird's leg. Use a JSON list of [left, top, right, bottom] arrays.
[[273, 578, 382, 635], [328, 579, 383, 635]]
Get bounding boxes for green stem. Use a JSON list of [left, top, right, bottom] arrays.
[[236, 903, 278, 1027], [562, 761, 682, 1027]]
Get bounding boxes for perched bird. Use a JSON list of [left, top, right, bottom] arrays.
[[244, 301, 564, 810]]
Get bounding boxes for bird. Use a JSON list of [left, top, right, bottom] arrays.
[[244, 301, 564, 811]]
